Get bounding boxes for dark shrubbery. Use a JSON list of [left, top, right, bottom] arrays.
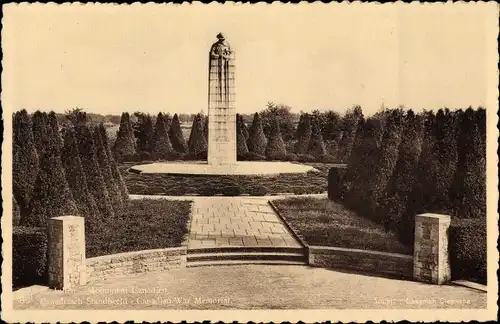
[[134, 113, 155, 157], [297, 154, 316, 163], [327, 167, 347, 201], [222, 183, 243, 196], [294, 113, 312, 155], [284, 153, 298, 162], [75, 124, 115, 219], [169, 113, 188, 154], [247, 184, 269, 196], [307, 118, 327, 158], [364, 109, 404, 221], [25, 114, 79, 227], [239, 152, 266, 161], [265, 118, 287, 159], [13, 197, 21, 226], [93, 126, 123, 211], [187, 114, 208, 157], [113, 112, 136, 161], [13, 227, 48, 289], [236, 114, 249, 157], [329, 107, 486, 283], [338, 105, 363, 162], [450, 108, 486, 219], [61, 128, 102, 230], [247, 113, 267, 156], [152, 113, 176, 160], [449, 218, 486, 284], [378, 110, 423, 232], [13, 110, 39, 222], [344, 118, 382, 213]]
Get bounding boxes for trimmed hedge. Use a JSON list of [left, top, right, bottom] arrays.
[[327, 166, 347, 201], [448, 218, 487, 284], [13, 226, 48, 289]]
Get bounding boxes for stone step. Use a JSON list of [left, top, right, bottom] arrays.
[[187, 252, 307, 263], [187, 246, 306, 255], [187, 260, 308, 268]]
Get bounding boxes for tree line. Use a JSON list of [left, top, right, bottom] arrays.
[[111, 105, 364, 163], [13, 109, 129, 232], [328, 107, 486, 281]]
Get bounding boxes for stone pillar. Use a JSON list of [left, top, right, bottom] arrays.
[[207, 32, 237, 165], [48, 216, 86, 290], [413, 213, 451, 284]]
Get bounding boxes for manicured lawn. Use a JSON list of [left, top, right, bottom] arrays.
[[120, 162, 336, 196], [86, 199, 192, 257], [273, 197, 412, 254]]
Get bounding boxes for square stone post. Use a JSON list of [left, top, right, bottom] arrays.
[[413, 213, 451, 284], [48, 216, 86, 290]]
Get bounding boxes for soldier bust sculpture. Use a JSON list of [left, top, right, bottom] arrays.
[[210, 33, 233, 60]]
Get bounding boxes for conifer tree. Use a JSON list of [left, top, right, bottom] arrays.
[[322, 110, 342, 141], [188, 114, 208, 157], [75, 124, 115, 218], [344, 118, 382, 212], [164, 113, 172, 129], [13, 196, 21, 226], [364, 109, 404, 220], [169, 113, 188, 153], [134, 113, 155, 156], [427, 109, 459, 213], [307, 117, 327, 158], [239, 114, 249, 141], [451, 108, 486, 219], [338, 106, 363, 162], [32, 110, 49, 156], [203, 115, 209, 142], [237, 123, 249, 158], [113, 112, 136, 160], [98, 123, 129, 204], [61, 127, 101, 229], [93, 126, 123, 210], [265, 118, 287, 159], [247, 112, 267, 156], [295, 114, 305, 139], [294, 113, 312, 154], [153, 113, 175, 159], [47, 111, 63, 153], [400, 111, 436, 244], [340, 117, 366, 200], [13, 110, 39, 219], [25, 122, 79, 227], [378, 110, 424, 231]]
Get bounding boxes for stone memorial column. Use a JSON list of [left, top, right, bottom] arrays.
[[48, 216, 86, 290], [413, 213, 451, 284], [207, 33, 237, 165]]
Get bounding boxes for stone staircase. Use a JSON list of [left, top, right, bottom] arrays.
[[186, 246, 308, 267]]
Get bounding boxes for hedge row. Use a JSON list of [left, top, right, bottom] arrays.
[[13, 227, 48, 289], [328, 107, 487, 283], [12, 109, 130, 287]]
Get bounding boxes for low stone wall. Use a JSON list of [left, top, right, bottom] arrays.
[[86, 247, 187, 283], [309, 246, 413, 279]]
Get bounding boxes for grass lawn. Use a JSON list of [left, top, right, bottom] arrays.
[[273, 197, 412, 254], [120, 162, 336, 196], [86, 199, 192, 258]]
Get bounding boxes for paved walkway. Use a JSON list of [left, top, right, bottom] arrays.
[[14, 265, 486, 310], [187, 197, 301, 249]]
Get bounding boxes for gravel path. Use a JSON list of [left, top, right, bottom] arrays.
[[15, 265, 486, 310]]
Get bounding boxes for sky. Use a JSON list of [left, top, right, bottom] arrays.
[[2, 3, 498, 115]]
